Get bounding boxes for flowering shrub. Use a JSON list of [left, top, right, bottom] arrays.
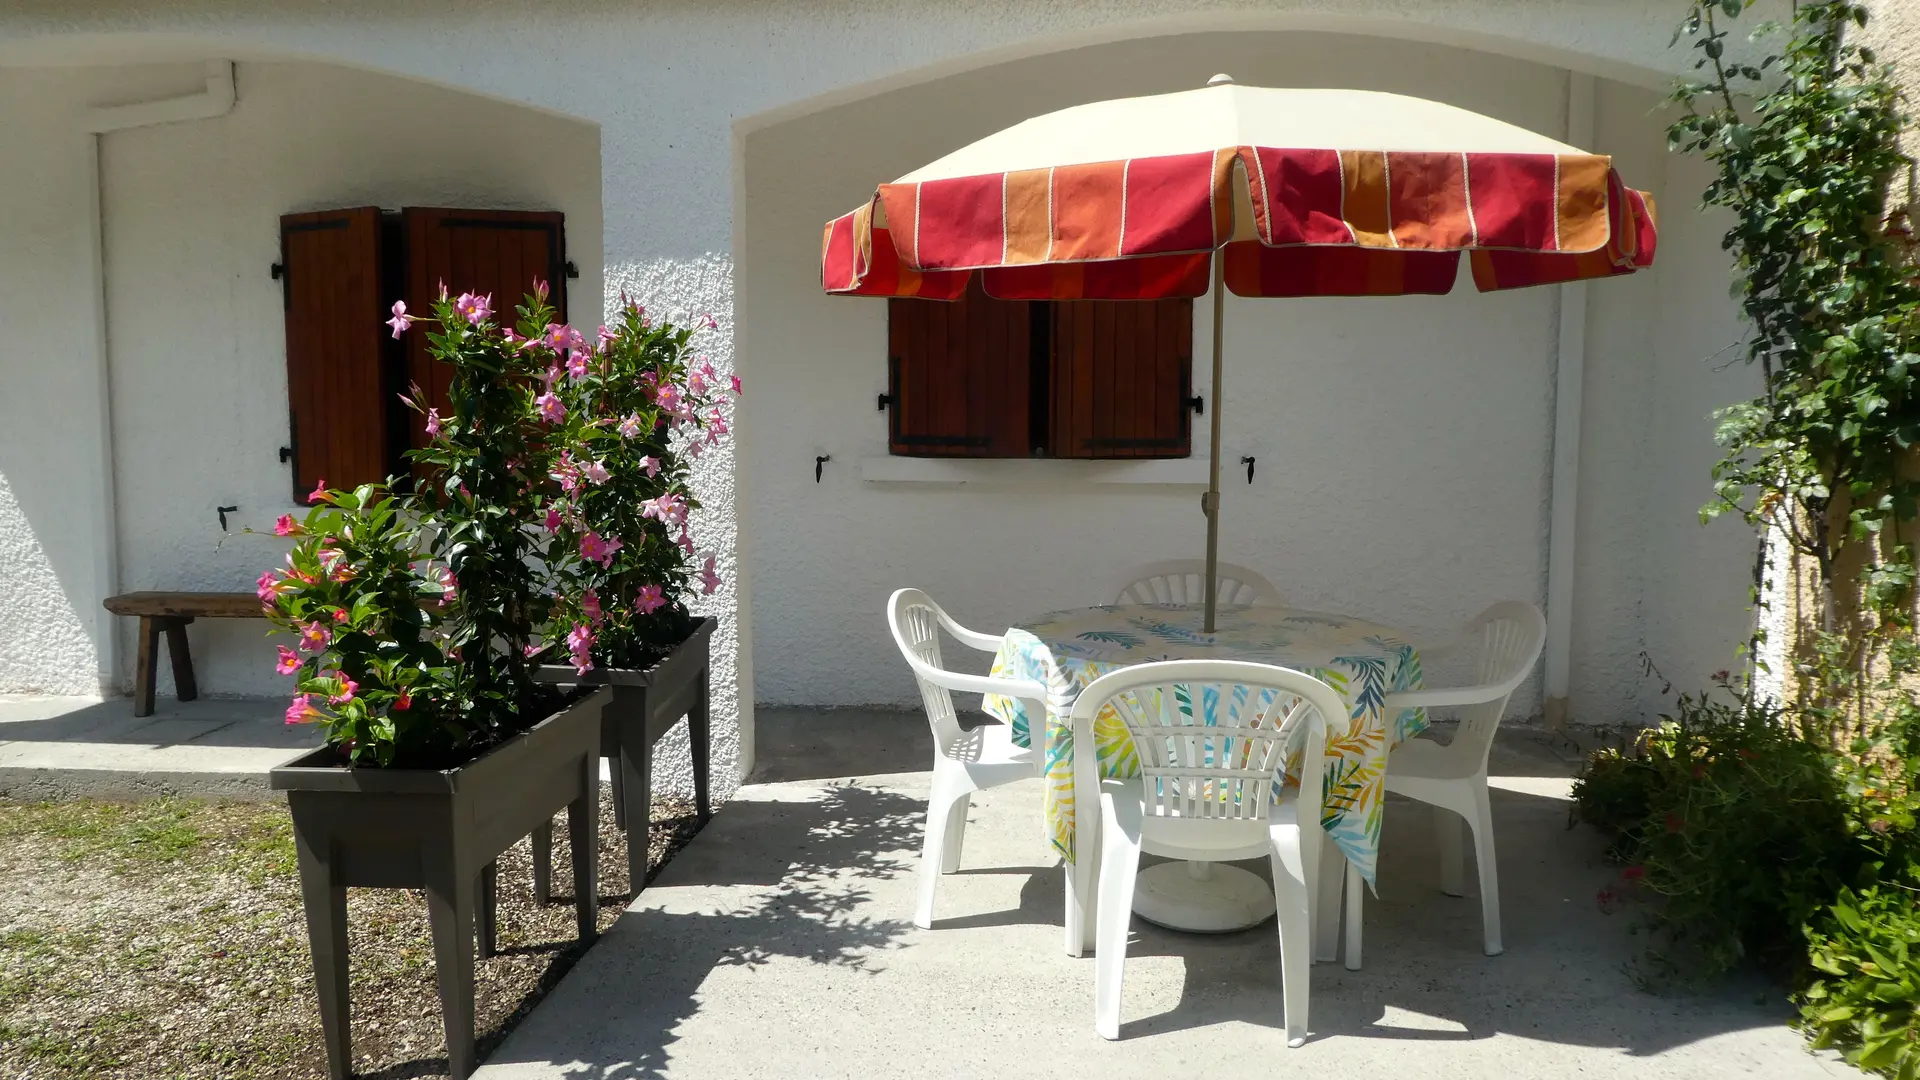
[[535, 294, 735, 674], [263, 282, 736, 765], [261, 483, 464, 766]]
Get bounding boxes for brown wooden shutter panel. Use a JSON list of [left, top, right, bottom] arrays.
[[1049, 298, 1193, 459], [886, 278, 1031, 457], [400, 208, 567, 451], [280, 207, 388, 504]]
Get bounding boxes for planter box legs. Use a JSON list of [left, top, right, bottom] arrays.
[[531, 671, 711, 902], [533, 619, 715, 903], [274, 688, 607, 1080]]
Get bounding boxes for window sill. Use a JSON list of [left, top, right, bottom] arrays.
[[856, 456, 1210, 489]]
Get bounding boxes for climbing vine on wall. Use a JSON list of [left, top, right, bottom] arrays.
[[1673, 0, 1919, 716]]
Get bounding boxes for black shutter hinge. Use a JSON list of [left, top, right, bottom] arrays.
[[270, 262, 285, 280], [815, 455, 831, 483], [279, 447, 294, 463], [216, 505, 238, 532], [877, 393, 894, 412], [1240, 455, 1256, 484], [565, 261, 580, 279], [1188, 395, 1205, 415]]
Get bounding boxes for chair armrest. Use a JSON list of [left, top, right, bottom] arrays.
[[1383, 686, 1502, 710], [902, 648, 1045, 702], [929, 605, 1010, 653]]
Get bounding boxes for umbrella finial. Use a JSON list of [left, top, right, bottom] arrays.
[[1208, 73, 1234, 86]]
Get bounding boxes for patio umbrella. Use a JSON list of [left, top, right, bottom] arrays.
[[822, 75, 1657, 631]]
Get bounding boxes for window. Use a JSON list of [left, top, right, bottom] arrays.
[[884, 279, 1195, 458], [277, 207, 567, 503]]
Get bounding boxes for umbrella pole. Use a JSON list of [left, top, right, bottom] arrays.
[[1203, 251, 1226, 633]]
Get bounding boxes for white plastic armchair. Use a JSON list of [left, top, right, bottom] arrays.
[[886, 588, 1048, 930], [1069, 660, 1345, 1045], [1112, 560, 1282, 608], [1333, 601, 1545, 963]]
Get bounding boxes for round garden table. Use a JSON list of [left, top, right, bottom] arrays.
[[983, 602, 1427, 933]]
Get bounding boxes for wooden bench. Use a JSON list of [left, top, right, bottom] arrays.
[[102, 592, 265, 717]]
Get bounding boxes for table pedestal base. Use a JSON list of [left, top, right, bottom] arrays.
[[1131, 860, 1274, 933]]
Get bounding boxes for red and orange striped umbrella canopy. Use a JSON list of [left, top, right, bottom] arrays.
[[821, 78, 1656, 301]]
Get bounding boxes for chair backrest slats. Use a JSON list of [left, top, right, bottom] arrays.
[[1446, 601, 1547, 766], [1113, 560, 1282, 609], [1071, 660, 1347, 823]]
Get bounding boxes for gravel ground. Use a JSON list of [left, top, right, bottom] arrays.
[[0, 791, 706, 1080]]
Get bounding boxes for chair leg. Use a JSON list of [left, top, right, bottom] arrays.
[[1092, 814, 1140, 1041], [1342, 860, 1363, 971], [913, 766, 968, 930], [1469, 783, 1502, 956], [1313, 840, 1343, 963], [940, 791, 970, 874], [1270, 827, 1312, 1048], [1436, 804, 1466, 897]]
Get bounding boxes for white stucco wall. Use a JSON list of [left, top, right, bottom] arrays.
[[1, 0, 1772, 788], [0, 60, 602, 694]]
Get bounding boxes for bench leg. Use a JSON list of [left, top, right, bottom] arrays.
[[133, 617, 161, 718], [163, 618, 197, 702]]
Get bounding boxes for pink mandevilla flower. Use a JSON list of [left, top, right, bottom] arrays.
[[583, 459, 611, 486], [567, 349, 591, 381], [275, 646, 302, 676], [700, 312, 718, 330], [675, 528, 696, 555], [598, 324, 617, 346], [544, 507, 564, 534], [434, 566, 457, 606], [635, 584, 666, 615], [618, 413, 643, 439], [688, 371, 708, 396], [298, 622, 332, 653], [729, 373, 743, 395], [639, 455, 661, 478], [425, 409, 443, 438], [535, 392, 566, 424], [566, 623, 595, 675], [583, 589, 603, 625], [454, 292, 492, 326], [285, 694, 323, 726], [699, 555, 723, 596], [578, 532, 622, 568], [641, 494, 687, 527], [256, 570, 282, 605], [386, 301, 415, 339], [543, 323, 572, 351], [656, 383, 683, 414], [308, 478, 331, 504], [274, 514, 302, 537], [328, 673, 359, 705]]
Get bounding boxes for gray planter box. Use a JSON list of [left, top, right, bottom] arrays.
[[533, 616, 714, 899], [270, 685, 609, 1080]]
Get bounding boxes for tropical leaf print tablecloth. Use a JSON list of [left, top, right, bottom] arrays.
[[983, 603, 1425, 886]]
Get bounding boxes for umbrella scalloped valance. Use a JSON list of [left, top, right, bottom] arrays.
[[821, 144, 1656, 301]]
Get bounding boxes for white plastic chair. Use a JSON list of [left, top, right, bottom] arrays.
[[1112, 559, 1282, 607], [1333, 601, 1546, 963], [887, 588, 1048, 931], [1070, 660, 1346, 1045]]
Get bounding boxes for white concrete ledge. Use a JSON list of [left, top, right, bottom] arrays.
[[856, 455, 1210, 488]]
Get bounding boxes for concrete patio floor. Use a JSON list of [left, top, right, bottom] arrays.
[[0, 694, 315, 799], [476, 710, 1842, 1080]]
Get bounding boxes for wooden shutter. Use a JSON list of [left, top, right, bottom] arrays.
[[280, 207, 388, 504], [400, 208, 566, 449], [886, 278, 1033, 457], [1049, 298, 1194, 459]]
